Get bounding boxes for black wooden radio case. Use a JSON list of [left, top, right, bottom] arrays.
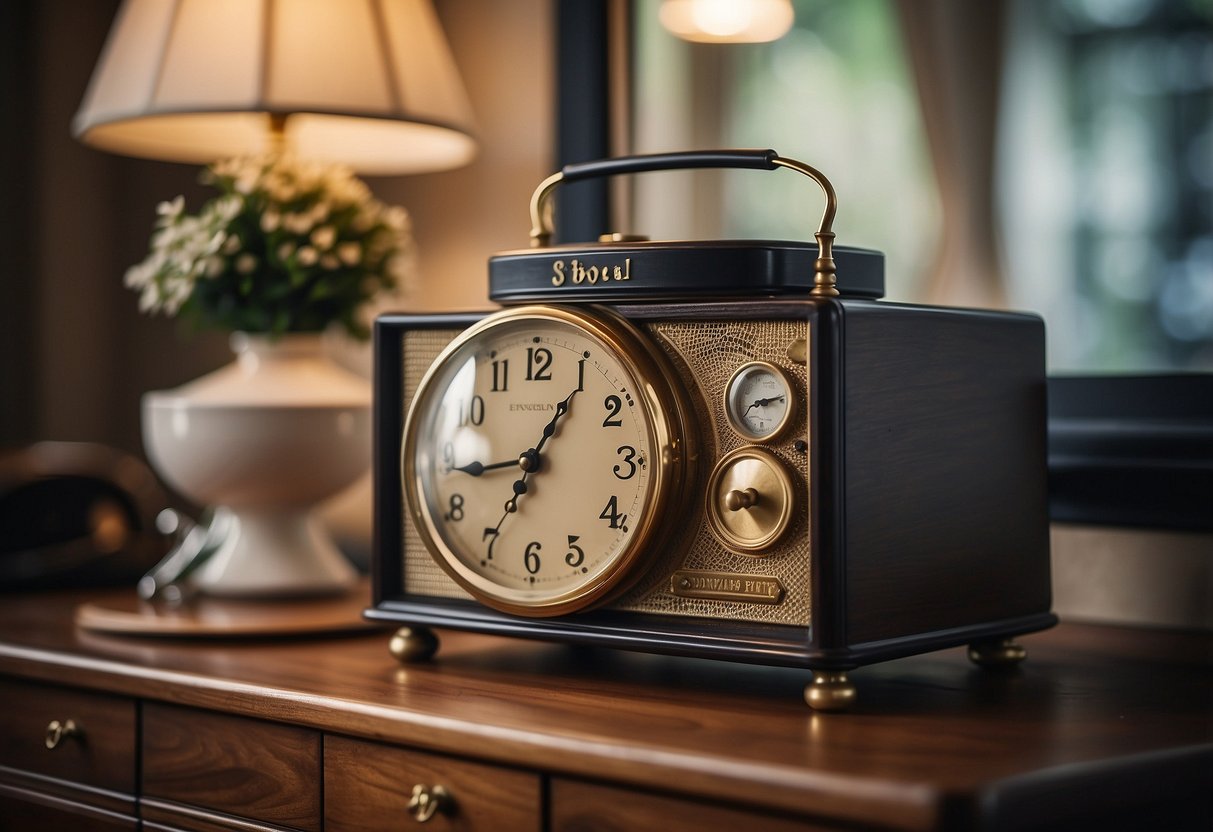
[[370, 151, 1054, 709]]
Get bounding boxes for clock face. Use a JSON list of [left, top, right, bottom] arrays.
[[403, 306, 688, 616], [725, 361, 796, 441]]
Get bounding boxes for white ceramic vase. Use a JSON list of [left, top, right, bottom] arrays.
[[142, 333, 369, 597]]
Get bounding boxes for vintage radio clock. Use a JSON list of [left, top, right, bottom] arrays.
[[370, 150, 1055, 710]]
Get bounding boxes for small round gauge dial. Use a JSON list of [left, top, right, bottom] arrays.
[[724, 361, 796, 441], [402, 305, 691, 617]]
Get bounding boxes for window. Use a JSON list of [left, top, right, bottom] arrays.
[[1001, 0, 1212, 370], [633, 0, 937, 301], [631, 0, 1212, 370]]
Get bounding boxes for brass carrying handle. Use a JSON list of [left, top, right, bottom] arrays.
[[45, 719, 80, 750], [407, 783, 451, 823], [527, 149, 840, 297]]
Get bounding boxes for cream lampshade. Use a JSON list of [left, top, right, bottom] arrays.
[[73, 0, 477, 173]]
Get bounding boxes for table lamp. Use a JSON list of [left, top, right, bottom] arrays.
[[71, 0, 477, 606], [73, 0, 476, 173]]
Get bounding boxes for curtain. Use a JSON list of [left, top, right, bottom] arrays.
[[895, 0, 1008, 308]]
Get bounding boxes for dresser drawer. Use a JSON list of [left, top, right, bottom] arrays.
[[551, 778, 843, 832], [0, 789, 137, 831], [142, 702, 321, 831], [325, 735, 541, 831], [0, 677, 136, 796]]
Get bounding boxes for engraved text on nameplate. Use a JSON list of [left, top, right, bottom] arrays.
[[670, 571, 786, 605]]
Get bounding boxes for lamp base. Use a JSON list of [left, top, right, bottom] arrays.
[[190, 508, 358, 598], [141, 333, 371, 599]]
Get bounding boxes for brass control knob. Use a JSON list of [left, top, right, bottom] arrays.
[[724, 488, 759, 511], [706, 448, 795, 555], [45, 719, 80, 750], [407, 783, 451, 823]]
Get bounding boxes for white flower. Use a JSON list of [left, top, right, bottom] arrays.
[[309, 202, 331, 225], [271, 181, 298, 202], [311, 226, 336, 250], [138, 285, 159, 312], [156, 196, 184, 221], [205, 230, 226, 256], [384, 206, 408, 231], [124, 259, 151, 289], [234, 170, 258, 194], [211, 195, 241, 224], [283, 213, 314, 235], [127, 150, 412, 337]]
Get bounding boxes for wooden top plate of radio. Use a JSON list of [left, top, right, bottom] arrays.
[[488, 239, 885, 303]]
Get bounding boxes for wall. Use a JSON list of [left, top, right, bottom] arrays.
[[374, 1, 556, 314]]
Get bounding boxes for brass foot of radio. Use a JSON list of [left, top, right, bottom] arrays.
[[804, 671, 856, 712], [389, 626, 440, 664], [967, 637, 1027, 669]]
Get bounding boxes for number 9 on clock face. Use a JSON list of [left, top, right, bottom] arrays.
[[402, 306, 691, 617]]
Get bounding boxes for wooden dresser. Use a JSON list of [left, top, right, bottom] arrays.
[[0, 587, 1209, 831]]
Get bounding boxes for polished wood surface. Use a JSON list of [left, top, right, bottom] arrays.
[[551, 778, 835, 832], [0, 586, 1210, 830], [325, 735, 541, 831], [0, 792, 137, 831], [0, 675, 137, 823], [0, 677, 135, 794], [142, 703, 321, 831]]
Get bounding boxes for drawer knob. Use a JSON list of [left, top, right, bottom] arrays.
[[44, 718, 80, 750], [407, 783, 451, 823]]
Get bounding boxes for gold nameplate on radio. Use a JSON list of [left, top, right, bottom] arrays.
[[670, 571, 786, 605]]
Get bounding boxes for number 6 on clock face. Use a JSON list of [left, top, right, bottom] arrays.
[[402, 305, 693, 617]]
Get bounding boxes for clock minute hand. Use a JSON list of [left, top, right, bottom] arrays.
[[511, 386, 579, 500], [533, 387, 578, 456], [488, 385, 581, 540]]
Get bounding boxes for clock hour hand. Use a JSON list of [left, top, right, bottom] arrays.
[[464, 387, 577, 478], [451, 458, 518, 477]]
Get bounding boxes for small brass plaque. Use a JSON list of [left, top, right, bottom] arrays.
[[670, 571, 786, 605]]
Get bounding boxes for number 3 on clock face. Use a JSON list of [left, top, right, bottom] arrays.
[[402, 305, 692, 617]]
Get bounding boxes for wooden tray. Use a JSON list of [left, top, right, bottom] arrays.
[[75, 580, 385, 638]]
